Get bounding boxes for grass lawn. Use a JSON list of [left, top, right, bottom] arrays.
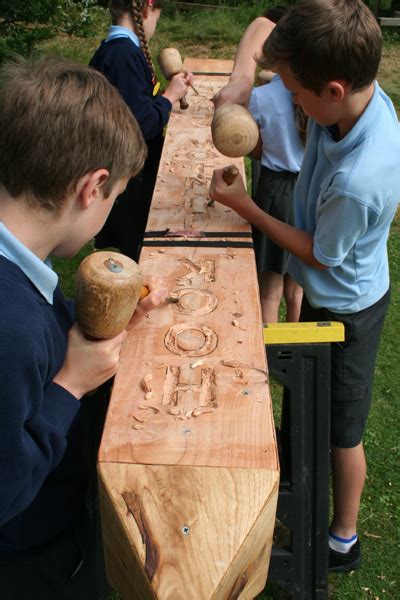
[[38, 6, 400, 599]]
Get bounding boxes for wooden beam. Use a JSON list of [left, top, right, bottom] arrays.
[[98, 58, 279, 600]]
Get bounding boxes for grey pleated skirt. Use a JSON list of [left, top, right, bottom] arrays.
[[252, 166, 298, 274]]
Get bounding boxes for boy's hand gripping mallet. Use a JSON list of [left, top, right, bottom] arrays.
[[75, 251, 178, 340], [207, 164, 240, 207], [75, 251, 144, 340], [157, 48, 198, 110]]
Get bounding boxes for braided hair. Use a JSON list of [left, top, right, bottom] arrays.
[[109, 0, 163, 80]]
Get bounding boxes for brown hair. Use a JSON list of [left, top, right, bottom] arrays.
[[260, 0, 382, 94], [0, 56, 146, 213], [109, 0, 163, 79]]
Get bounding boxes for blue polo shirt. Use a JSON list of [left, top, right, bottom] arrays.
[[289, 82, 400, 313]]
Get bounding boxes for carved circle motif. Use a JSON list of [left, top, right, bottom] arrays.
[[186, 149, 214, 160], [174, 288, 218, 316], [164, 323, 218, 356]]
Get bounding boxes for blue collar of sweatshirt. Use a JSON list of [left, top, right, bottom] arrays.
[[0, 223, 57, 305], [105, 25, 140, 47]]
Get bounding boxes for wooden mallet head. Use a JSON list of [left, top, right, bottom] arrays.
[[157, 47, 189, 110], [75, 251, 143, 339], [211, 103, 259, 158]]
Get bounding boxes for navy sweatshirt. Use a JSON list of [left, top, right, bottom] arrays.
[[90, 37, 171, 143], [89, 38, 172, 259], [0, 257, 87, 554]]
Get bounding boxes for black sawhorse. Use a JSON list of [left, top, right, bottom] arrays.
[[263, 322, 344, 600]]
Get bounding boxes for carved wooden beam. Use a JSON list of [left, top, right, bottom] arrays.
[[98, 58, 279, 600]]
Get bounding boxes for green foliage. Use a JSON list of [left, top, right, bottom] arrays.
[[0, 0, 58, 62], [57, 0, 106, 37], [0, 0, 57, 23], [0, 0, 106, 63]]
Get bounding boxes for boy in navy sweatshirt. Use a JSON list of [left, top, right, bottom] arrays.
[[0, 57, 166, 599]]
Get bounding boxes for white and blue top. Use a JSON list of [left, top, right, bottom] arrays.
[[249, 74, 304, 173]]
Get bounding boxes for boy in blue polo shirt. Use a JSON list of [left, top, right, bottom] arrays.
[[209, 0, 400, 572]]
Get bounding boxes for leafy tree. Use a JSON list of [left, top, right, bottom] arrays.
[[0, 0, 103, 64]]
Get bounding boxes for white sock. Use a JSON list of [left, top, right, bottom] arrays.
[[329, 530, 358, 554]]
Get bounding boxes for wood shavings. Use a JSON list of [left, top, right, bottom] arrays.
[[142, 373, 152, 393], [197, 407, 215, 414], [218, 250, 237, 260], [157, 249, 166, 253], [185, 409, 194, 418], [190, 407, 215, 418], [131, 414, 145, 423], [144, 391, 153, 400], [138, 404, 160, 413], [168, 407, 182, 416], [190, 359, 205, 369], [131, 424, 144, 430], [232, 319, 247, 331], [221, 360, 267, 377]]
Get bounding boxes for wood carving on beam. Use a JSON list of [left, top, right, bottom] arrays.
[[98, 59, 279, 600]]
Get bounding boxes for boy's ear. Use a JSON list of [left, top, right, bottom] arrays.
[[76, 169, 110, 209], [325, 81, 347, 103]]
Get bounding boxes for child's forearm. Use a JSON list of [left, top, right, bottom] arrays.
[[241, 197, 326, 270], [231, 17, 275, 84], [209, 170, 325, 270], [212, 17, 275, 108]]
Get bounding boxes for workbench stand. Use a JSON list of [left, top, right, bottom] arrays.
[[264, 322, 344, 600]]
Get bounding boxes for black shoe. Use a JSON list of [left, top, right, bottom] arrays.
[[329, 539, 361, 573]]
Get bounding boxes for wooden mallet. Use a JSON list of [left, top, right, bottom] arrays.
[[75, 251, 143, 340], [157, 47, 197, 111], [211, 103, 259, 158], [207, 103, 258, 207]]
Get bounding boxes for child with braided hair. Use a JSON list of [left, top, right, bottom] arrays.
[[90, 0, 193, 260]]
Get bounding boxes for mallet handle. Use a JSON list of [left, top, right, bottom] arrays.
[[207, 164, 239, 207]]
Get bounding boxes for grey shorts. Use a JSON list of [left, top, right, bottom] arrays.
[[300, 289, 390, 448]]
